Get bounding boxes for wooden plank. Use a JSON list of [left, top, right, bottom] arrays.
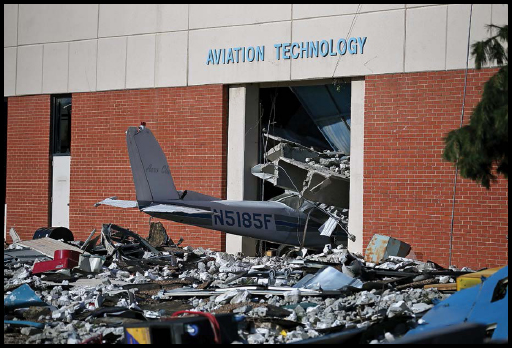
[[424, 283, 457, 291], [395, 277, 437, 290]]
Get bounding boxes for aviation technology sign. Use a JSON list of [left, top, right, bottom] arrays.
[[206, 37, 367, 65]]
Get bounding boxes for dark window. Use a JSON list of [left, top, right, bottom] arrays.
[[51, 95, 72, 155]]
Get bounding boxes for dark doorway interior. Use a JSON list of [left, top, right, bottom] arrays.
[[259, 87, 332, 201], [256, 84, 351, 255]]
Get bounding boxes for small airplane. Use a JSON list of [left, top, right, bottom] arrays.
[[95, 123, 353, 250]]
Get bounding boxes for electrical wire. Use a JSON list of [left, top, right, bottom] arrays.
[[449, 4, 473, 267], [332, 4, 362, 78]]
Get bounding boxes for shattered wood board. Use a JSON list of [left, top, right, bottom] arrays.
[[18, 238, 85, 258]]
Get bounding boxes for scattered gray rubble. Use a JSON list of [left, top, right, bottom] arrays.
[[4, 223, 476, 344]]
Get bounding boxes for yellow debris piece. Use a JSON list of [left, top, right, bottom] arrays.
[[456, 267, 505, 291], [126, 327, 151, 344]]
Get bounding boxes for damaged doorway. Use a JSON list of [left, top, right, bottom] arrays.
[[254, 82, 352, 255]]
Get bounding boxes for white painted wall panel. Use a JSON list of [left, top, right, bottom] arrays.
[[4, 4, 18, 47], [97, 37, 126, 91], [291, 10, 405, 80], [126, 35, 156, 89], [52, 156, 70, 228], [405, 6, 447, 72], [492, 4, 508, 26], [492, 4, 508, 68], [158, 4, 189, 32], [4, 48, 17, 96], [69, 40, 97, 93], [16, 45, 43, 95], [361, 4, 405, 12], [446, 4, 472, 71], [293, 4, 404, 20], [18, 4, 98, 45], [42, 43, 69, 94], [293, 4, 360, 19], [99, 4, 158, 37], [467, 4, 492, 69], [190, 4, 291, 29], [156, 32, 188, 87], [4, 4, 508, 97], [446, 4, 497, 70], [188, 22, 292, 85], [406, 4, 439, 8]]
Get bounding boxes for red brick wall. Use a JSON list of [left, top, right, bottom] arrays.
[[70, 85, 227, 250], [364, 68, 508, 269], [6, 95, 51, 242]]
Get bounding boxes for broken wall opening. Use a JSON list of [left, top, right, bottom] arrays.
[[255, 82, 352, 255]]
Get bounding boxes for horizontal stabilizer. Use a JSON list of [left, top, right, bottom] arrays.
[[95, 197, 138, 209], [142, 204, 214, 215]]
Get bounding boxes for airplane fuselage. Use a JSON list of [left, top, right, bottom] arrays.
[[142, 199, 333, 249]]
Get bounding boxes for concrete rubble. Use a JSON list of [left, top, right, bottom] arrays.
[[4, 223, 479, 344], [250, 134, 353, 246], [252, 134, 351, 212]]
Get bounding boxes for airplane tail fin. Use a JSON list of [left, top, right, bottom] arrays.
[[126, 125, 180, 207]]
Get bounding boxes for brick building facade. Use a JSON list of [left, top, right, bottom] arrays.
[[6, 86, 229, 251], [364, 69, 508, 269], [3, 5, 508, 269], [6, 68, 508, 268]]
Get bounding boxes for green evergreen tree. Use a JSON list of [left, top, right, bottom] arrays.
[[443, 24, 508, 189]]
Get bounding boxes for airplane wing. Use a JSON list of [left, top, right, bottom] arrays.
[[142, 204, 214, 215], [95, 197, 138, 208]]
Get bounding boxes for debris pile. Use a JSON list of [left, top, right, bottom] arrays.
[[251, 133, 352, 246], [252, 134, 350, 211], [6, 224, 505, 344]]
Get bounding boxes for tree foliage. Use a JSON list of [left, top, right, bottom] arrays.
[[443, 24, 508, 189]]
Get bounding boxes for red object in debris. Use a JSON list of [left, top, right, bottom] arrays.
[[32, 249, 81, 274]]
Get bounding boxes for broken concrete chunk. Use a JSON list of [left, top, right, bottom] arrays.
[[247, 333, 266, 344], [411, 302, 433, 313], [284, 289, 302, 304], [265, 142, 321, 163], [230, 290, 250, 305], [387, 300, 411, 318], [214, 290, 239, 304]]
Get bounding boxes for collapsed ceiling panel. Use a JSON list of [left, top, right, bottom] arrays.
[[290, 84, 351, 155], [252, 133, 350, 210]]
